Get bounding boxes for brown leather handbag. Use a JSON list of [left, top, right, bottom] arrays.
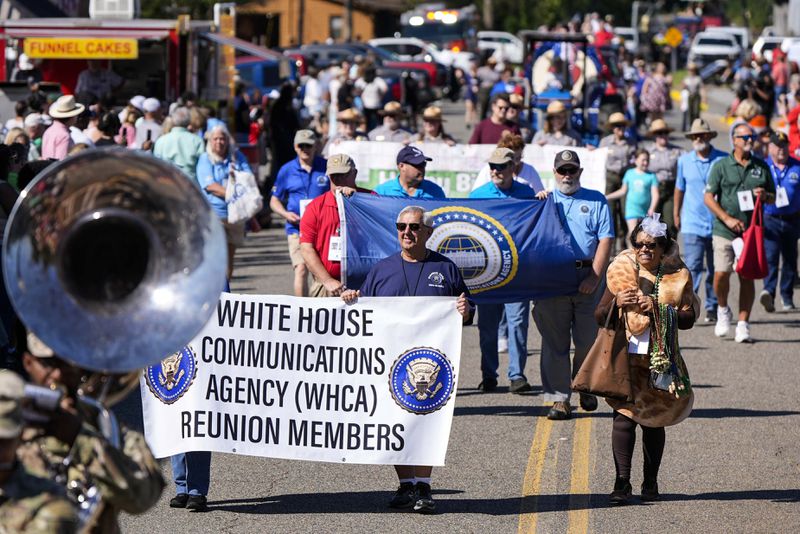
[[571, 303, 634, 402]]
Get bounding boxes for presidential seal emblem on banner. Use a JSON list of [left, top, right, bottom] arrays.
[[389, 347, 455, 415], [144, 346, 198, 404], [427, 207, 518, 293]]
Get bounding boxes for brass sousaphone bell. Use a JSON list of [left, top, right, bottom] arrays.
[[3, 149, 228, 373]]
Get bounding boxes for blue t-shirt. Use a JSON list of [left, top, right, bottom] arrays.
[[374, 177, 447, 199], [196, 150, 253, 219], [765, 156, 800, 216], [359, 251, 470, 298], [469, 180, 538, 199], [676, 147, 727, 238], [271, 156, 329, 235], [552, 188, 614, 260], [622, 168, 659, 220]]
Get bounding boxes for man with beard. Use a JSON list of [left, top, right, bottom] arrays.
[[532, 150, 614, 420]]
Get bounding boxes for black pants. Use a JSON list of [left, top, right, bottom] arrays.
[[612, 411, 665, 481]]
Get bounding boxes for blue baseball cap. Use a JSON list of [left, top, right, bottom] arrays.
[[397, 146, 432, 166]]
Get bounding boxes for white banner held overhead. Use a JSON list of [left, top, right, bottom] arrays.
[[140, 294, 463, 466], [328, 141, 608, 197]]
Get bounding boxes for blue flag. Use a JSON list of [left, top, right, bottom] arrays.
[[341, 193, 582, 304]]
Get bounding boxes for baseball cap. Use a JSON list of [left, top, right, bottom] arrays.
[[327, 153, 355, 175], [142, 98, 161, 113], [0, 370, 25, 439], [396, 146, 432, 166], [23, 113, 43, 128], [294, 129, 316, 146], [770, 131, 789, 145], [27, 332, 55, 358], [554, 149, 581, 170], [129, 95, 146, 111], [488, 147, 515, 165]]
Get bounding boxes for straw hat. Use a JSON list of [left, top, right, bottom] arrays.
[[378, 101, 404, 117], [607, 112, 630, 127], [49, 95, 85, 119], [647, 118, 673, 135], [337, 108, 362, 123], [546, 101, 568, 116], [684, 118, 718, 139], [422, 106, 445, 122]]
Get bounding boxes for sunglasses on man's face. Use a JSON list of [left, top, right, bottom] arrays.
[[557, 166, 580, 176], [735, 134, 757, 142], [489, 162, 510, 172], [632, 241, 659, 251], [298, 144, 313, 150], [396, 222, 426, 232]]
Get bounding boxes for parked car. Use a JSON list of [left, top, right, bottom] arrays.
[[687, 31, 741, 68], [477, 31, 525, 64], [369, 36, 474, 72], [708, 25, 750, 61], [752, 36, 785, 63], [235, 55, 296, 97]]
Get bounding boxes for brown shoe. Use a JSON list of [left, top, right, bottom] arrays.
[[547, 401, 572, 420]]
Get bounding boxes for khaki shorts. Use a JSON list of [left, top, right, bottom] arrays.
[[309, 277, 333, 298], [287, 234, 305, 267], [712, 235, 735, 273], [223, 219, 246, 248]]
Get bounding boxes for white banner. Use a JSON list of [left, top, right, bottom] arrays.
[[140, 293, 463, 466], [329, 141, 608, 197]]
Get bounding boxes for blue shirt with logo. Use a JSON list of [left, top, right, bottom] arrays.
[[676, 147, 728, 238], [551, 188, 614, 260], [374, 177, 447, 199], [271, 156, 329, 235], [196, 150, 253, 219], [765, 156, 800, 216], [359, 251, 470, 298], [468, 180, 538, 199]]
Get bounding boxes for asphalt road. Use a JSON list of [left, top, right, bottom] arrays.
[[118, 91, 800, 533]]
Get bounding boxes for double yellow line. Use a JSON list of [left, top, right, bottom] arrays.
[[518, 415, 593, 534]]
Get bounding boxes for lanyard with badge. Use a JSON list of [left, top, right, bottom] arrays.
[[298, 168, 317, 218], [769, 162, 792, 208], [735, 161, 757, 212]]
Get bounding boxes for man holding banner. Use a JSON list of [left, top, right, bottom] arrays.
[[533, 150, 614, 420], [374, 146, 446, 199], [341, 205, 473, 514]]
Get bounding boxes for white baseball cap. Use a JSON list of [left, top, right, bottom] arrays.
[[142, 97, 161, 113]]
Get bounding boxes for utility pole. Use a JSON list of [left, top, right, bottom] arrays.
[[483, 0, 493, 29], [344, 0, 353, 42], [298, 0, 305, 45]]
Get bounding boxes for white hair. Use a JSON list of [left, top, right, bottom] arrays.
[[206, 123, 236, 164], [729, 120, 754, 150], [171, 106, 191, 128], [397, 206, 433, 227]]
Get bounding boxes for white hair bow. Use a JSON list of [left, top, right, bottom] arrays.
[[641, 213, 667, 238]]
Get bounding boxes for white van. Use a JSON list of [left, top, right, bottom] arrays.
[[710, 26, 750, 61]]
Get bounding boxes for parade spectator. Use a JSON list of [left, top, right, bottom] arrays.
[[786, 91, 800, 156], [356, 66, 388, 131], [340, 206, 473, 514], [75, 60, 123, 102], [470, 148, 538, 393], [95, 111, 121, 147], [469, 93, 520, 144], [639, 63, 670, 123], [300, 154, 372, 297], [675, 119, 727, 323], [507, 94, 533, 143], [70, 109, 95, 148], [2, 101, 26, 135], [643, 119, 682, 233], [197, 124, 253, 280], [367, 101, 413, 143], [533, 101, 582, 147], [461, 61, 480, 128], [533, 150, 613, 420], [270, 130, 329, 297], [704, 122, 775, 342], [153, 107, 205, 184], [268, 83, 300, 186], [607, 149, 660, 239], [23, 113, 44, 161], [682, 63, 704, 130], [323, 108, 367, 156], [489, 68, 517, 99], [599, 112, 637, 250], [42, 95, 84, 160], [118, 106, 139, 147], [415, 106, 456, 145], [375, 146, 445, 199], [593, 217, 697, 504], [759, 131, 800, 312], [133, 98, 163, 150], [471, 133, 544, 193], [302, 67, 325, 126], [11, 53, 42, 84], [476, 57, 500, 120]]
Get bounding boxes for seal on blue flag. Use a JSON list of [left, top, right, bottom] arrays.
[[427, 207, 518, 293], [144, 346, 197, 404], [389, 347, 455, 415]]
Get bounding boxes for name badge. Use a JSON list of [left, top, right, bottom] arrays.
[[737, 190, 755, 211], [628, 329, 650, 355], [776, 186, 790, 208], [299, 198, 313, 218], [328, 236, 342, 262]]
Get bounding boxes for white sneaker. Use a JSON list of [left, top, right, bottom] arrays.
[[782, 301, 796, 311], [714, 307, 732, 337], [735, 321, 752, 343], [497, 337, 509, 353], [759, 290, 775, 313]]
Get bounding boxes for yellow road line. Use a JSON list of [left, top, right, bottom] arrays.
[[567, 416, 592, 534], [518, 416, 553, 534]]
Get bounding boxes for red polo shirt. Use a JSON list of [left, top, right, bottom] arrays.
[[299, 188, 372, 281]]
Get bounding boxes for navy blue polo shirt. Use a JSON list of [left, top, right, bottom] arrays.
[[359, 251, 470, 298], [272, 156, 329, 235]]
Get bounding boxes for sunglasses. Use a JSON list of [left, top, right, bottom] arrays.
[[297, 144, 314, 149], [556, 166, 580, 176], [632, 241, 659, 251], [495, 105, 509, 112], [396, 222, 426, 232], [735, 134, 757, 141], [489, 162, 510, 172]]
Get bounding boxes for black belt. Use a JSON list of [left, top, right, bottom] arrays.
[[766, 212, 800, 221], [576, 260, 593, 269]]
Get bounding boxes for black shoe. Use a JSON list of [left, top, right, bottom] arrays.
[[388, 482, 416, 509], [477, 378, 497, 392], [609, 477, 632, 504], [186, 495, 208, 512], [509, 378, 532, 394], [704, 309, 716, 323], [547, 401, 572, 420], [413, 482, 436, 514], [641, 479, 660, 501], [579, 393, 598, 412], [169, 493, 189, 508]]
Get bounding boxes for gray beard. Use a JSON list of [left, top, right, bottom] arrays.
[[557, 182, 579, 195]]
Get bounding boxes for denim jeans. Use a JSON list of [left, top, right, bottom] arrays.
[[763, 215, 800, 303], [682, 233, 717, 311], [478, 301, 530, 381], [498, 310, 508, 340], [171, 452, 211, 496]]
